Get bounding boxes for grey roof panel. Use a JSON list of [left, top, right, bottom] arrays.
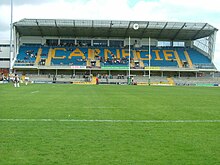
[[14, 19, 218, 40]]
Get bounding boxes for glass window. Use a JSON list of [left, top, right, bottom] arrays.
[[0, 45, 10, 47], [76, 40, 91, 47], [60, 39, 75, 46], [157, 41, 171, 47], [173, 41, 185, 47], [93, 40, 107, 47], [46, 39, 58, 46], [109, 40, 124, 47]]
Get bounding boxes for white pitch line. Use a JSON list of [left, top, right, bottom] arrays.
[[31, 91, 39, 94], [82, 107, 127, 109], [0, 119, 220, 123]]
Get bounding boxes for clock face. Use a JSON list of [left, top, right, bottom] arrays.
[[133, 23, 139, 30]]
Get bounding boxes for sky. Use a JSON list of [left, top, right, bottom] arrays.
[[0, 0, 219, 69]]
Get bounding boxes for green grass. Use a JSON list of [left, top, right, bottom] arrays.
[[0, 84, 220, 164]]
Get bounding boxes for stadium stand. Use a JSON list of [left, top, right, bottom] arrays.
[[11, 19, 218, 85], [15, 46, 214, 69]]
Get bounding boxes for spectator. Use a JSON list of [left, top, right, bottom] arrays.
[[14, 74, 20, 87], [131, 77, 134, 85], [106, 74, 109, 84], [53, 75, 57, 83], [96, 77, 99, 85], [24, 76, 29, 86]]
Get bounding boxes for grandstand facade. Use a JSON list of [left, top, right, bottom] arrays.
[[10, 19, 219, 84], [0, 40, 10, 74]]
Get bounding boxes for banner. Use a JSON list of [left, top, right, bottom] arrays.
[[101, 66, 129, 70], [71, 66, 86, 69], [144, 67, 160, 70]]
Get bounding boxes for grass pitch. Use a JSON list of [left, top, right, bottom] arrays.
[[0, 84, 220, 164]]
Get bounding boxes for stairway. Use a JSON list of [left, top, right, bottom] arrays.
[[133, 50, 138, 60], [87, 49, 94, 67], [130, 61, 135, 68], [96, 60, 100, 67], [184, 51, 193, 68], [139, 60, 144, 68], [86, 60, 91, 67], [45, 48, 53, 66], [88, 49, 98, 60], [35, 48, 42, 65], [133, 50, 144, 68], [174, 51, 183, 68]]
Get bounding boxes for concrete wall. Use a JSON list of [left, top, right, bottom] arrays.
[[0, 46, 10, 58], [0, 61, 10, 68]]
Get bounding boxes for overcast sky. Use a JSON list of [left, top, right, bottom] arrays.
[[0, 0, 219, 69]]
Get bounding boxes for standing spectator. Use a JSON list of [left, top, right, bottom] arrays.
[[0, 73, 3, 81], [96, 77, 99, 85], [106, 74, 109, 84], [53, 75, 57, 83], [24, 76, 29, 86], [131, 77, 134, 85], [14, 74, 20, 87]]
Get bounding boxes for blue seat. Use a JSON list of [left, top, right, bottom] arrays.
[[16, 46, 213, 67]]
